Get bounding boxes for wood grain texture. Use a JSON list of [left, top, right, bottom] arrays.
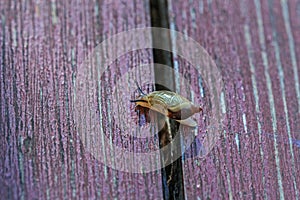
[[1, 0, 300, 199], [0, 0, 163, 199], [167, 0, 300, 199]]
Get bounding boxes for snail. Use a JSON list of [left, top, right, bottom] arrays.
[[130, 82, 202, 127]]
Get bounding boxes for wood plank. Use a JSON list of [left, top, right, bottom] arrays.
[[167, 0, 300, 199], [0, 0, 164, 199]]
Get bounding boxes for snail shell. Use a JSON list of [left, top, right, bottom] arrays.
[[131, 90, 202, 127]]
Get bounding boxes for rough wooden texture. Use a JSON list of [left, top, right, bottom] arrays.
[[167, 0, 300, 199], [1, 0, 300, 199], [0, 0, 163, 199]]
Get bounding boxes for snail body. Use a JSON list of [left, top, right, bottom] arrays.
[[131, 83, 202, 127]]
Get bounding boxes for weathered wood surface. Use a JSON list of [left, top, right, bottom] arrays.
[[1, 0, 300, 199], [167, 0, 300, 199], [0, 0, 163, 199]]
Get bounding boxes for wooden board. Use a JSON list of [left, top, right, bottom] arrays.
[[167, 0, 300, 199], [0, 0, 163, 199], [1, 0, 300, 199]]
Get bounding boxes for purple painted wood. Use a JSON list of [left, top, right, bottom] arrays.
[[167, 0, 300, 199], [0, 0, 163, 199], [1, 0, 300, 199]]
